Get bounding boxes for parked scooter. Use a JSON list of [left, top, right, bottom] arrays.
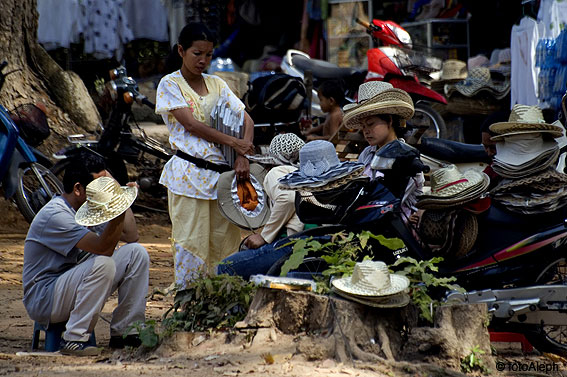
[[282, 18, 448, 139], [267, 140, 567, 355], [0, 61, 63, 223], [51, 67, 171, 201]]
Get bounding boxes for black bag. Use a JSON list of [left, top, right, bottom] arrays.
[[9, 104, 50, 147], [243, 73, 307, 123]]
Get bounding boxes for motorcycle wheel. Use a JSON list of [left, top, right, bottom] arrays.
[[523, 258, 567, 355], [408, 102, 447, 139], [15, 163, 64, 223]]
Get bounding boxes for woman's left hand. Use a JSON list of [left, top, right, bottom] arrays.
[[234, 155, 250, 181]]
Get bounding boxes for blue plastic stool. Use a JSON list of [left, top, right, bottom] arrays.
[[32, 322, 96, 352]]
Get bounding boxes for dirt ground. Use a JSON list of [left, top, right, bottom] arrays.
[[0, 198, 566, 377]]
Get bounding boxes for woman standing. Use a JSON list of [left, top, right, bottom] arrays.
[[155, 23, 254, 289]]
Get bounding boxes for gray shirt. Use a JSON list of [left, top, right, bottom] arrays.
[[22, 196, 90, 324]]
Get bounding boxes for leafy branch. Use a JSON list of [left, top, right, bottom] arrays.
[[390, 256, 464, 323]]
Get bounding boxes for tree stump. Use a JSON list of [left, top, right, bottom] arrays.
[[238, 288, 495, 371]]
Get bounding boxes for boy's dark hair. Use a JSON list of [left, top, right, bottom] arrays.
[[317, 80, 346, 107], [480, 109, 510, 136], [63, 152, 106, 193], [178, 22, 217, 50]]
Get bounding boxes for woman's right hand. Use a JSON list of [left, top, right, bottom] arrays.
[[232, 138, 255, 156]]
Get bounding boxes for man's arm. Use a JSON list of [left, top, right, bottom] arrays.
[[76, 213, 126, 256], [120, 208, 139, 243]]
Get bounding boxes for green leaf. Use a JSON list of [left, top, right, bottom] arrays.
[[280, 249, 309, 276]]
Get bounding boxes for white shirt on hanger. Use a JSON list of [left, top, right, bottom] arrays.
[[510, 16, 541, 107]]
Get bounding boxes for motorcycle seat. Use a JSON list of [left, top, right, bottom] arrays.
[[292, 55, 362, 80], [417, 137, 491, 163]]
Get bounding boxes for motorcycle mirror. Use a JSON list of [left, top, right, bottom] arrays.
[[123, 92, 134, 105], [109, 68, 119, 80]]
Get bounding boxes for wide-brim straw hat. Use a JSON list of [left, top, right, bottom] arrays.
[[445, 67, 510, 99], [331, 260, 410, 297], [342, 81, 414, 130], [217, 163, 271, 230], [489, 104, 564, 138], [493, 133, 558, 167], [332, 288, 410, 308], [278, 140, 365, 190], [491, 167, 567, 194], [246, 133, 305, 166], [419, 165, 488, 199], [75, 176, 138, 226]]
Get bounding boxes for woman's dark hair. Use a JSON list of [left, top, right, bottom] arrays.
[[318, 79, 347, 107], [63, 152, 106, 193], [178, 22, 217, 50], [375, 114, 405, 138]]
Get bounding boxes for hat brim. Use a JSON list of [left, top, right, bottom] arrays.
[[284, 169, 368, 193], [278, 162, 364, 190], [494, 141, 558, 166], [489, 121, 563, 136], [416, 173, 490, 209], [331, 273, 409, 297], [217, 163, 271, 230], [75, 186, 138, 227], [343, 88, 415, 129], [332, 289, 410, 308]]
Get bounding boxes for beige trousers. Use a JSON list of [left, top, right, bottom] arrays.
[[50, 243, 149, 342]]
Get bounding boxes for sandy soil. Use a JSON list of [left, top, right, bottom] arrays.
[[0, 198, 565, 377]]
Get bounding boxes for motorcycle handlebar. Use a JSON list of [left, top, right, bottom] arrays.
[[355, 18, 370, 29], [409, 158, 430, 175], [141, 97, 156, 110]]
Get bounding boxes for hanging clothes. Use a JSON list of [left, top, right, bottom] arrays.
[[163, 0, 187, 47], [123, 0, 169, 42], [37, 0, 83, 50], [510, 16, 543, 107], [537, 0, 567, 39], [81, 0, 134, 60]]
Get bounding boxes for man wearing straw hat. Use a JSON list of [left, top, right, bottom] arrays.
[[22, 155, 149, 356]]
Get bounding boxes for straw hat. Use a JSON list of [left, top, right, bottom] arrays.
[[333, 288, 410, 308], [246, 133, 305, 166], [278, 140, 364, 191], [416, 165, 489, 209], [445, 67, 510, 99], [438, 59, 468, 82], [342, 81, 414, 130], [489, 105, 564, 138], [331, 260, 410, 297], [493, 133, 558, 166], [217, 163, 271, 230], [75, 176, 138, 226]]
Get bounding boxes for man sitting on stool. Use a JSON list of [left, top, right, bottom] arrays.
[[22, 154, 149, 356]]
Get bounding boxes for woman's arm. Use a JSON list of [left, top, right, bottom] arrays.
[[170, 107, 254, 156]]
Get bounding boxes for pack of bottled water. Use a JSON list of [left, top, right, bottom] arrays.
[[536, 31, 567, 111]]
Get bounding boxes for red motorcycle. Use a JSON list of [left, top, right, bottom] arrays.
[[356, 18, 448, 139]]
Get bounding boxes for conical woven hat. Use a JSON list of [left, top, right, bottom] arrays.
[[343, 81, 414, 129], [489, 105, 563, 137], [75, 177, 138, 226]]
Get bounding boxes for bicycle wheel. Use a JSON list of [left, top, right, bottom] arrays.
[[15, 163, 64, 223], [408, 102, 447, 139]]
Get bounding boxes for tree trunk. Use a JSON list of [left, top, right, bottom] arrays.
[[0, 0, 101, 157]]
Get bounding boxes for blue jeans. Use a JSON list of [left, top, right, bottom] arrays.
[[217, 237, 294, 281]]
